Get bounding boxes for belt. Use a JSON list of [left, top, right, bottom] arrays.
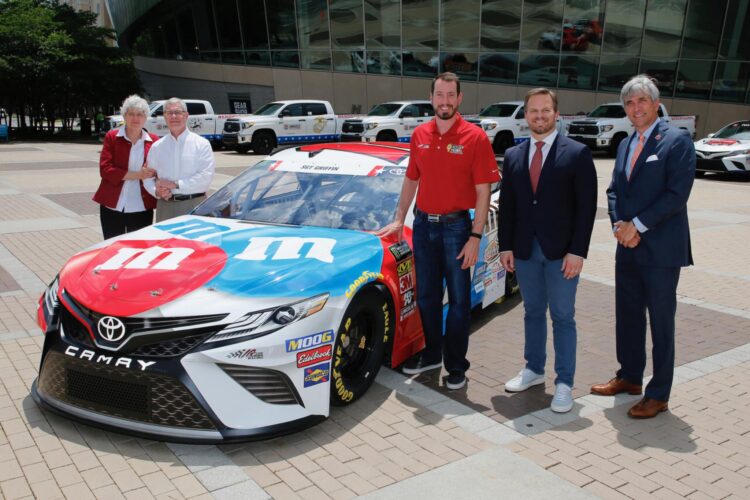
[[414, 208, 469, 223], [169, 193, 205, 202]]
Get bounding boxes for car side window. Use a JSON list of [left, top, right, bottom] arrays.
[[283, 103, 305, 117], [657, 106, 665, 117], [186, 102, 207, 115], [401, 104, 419, 117], [152, 105, 163, 117], [516, 107, 525, 119], [305, 103, 327, 116]]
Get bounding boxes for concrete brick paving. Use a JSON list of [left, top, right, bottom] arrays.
[[1, 142, 749, 499]]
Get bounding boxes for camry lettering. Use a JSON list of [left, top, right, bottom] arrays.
[[98, 247, 195, 271], [64, 346, 155, 371], [235, 237, 336, 263]]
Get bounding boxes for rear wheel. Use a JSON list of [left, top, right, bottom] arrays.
[[493, 133, 514, 155], [330, 287, 389, 406], [252, 131, 275, 155], [376, 130, 398, 142], [695, 170, 706, 178]]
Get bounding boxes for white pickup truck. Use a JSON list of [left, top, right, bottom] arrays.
[[564, 103, 696, 156], [339, 101, 434, 143], [101, 99, 235, 146], [222, 100, 341, 155]]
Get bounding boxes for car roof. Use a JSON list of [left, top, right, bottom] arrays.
[[268, 143, 411, 174], [273, 100, 331, 105]]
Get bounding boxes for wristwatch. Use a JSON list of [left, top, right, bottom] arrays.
[[469, 232, 482, 239]]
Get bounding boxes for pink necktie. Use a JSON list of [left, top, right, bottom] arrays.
[[530, 141, 544, 194], [628, 134, 644, 180]]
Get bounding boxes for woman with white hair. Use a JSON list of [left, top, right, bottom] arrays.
[[93, 94, 158, 239]]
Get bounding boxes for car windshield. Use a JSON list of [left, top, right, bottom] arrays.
[[588, 105, 626, 118], [193, 160, 404, 231], [478, 104, 518, 117], [367, 104, 402, 116], [253, 103, 285, 116], [714, 122, 750, 140]]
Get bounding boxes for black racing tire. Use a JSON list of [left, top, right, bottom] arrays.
[[493, 133, 514, 155], [608, 133, 627, 157], [252, 131, 275, 155], [376, 130, 398, 142], [330, 287, 389, 406], [695, 170, 706, 178]]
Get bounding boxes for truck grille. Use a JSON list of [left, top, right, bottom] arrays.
[[568, 123, 599, 135], [342, 121, 364, 134], [38, 351, 216, 429], [224, 121, 240, 133]]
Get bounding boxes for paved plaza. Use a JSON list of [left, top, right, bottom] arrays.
[[1, 141, 749, 499]]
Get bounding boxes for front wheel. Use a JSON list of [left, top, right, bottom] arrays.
[[330, 287, 389, 406], [252, 131, 275, 155]]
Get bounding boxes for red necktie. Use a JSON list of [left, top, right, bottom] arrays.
[[628, 134, 644, 180], [530, 141, 544, 194]]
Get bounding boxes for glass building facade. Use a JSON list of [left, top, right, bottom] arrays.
[[122, 0, 750, 104]]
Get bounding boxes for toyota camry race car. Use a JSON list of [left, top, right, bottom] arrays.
[[694, 120, 750, 176], [33, 142, 513, 443]]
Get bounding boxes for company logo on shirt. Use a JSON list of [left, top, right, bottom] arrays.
[[447, 144, 464, 155]]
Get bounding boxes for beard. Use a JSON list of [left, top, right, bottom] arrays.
[[435, 106, 457, 121], [530, 120, 556, 135]]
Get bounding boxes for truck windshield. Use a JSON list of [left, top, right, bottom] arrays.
[[254, 103, 285, 116], [194, 160, 403, 231], [367, 104, 402, 116], [148, 102, 161, 113], [588, 105, 626, 118], [478, 104, 518, 117]]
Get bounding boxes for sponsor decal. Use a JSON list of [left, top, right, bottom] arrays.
[[484, 239, 499, 263], [472, 264, 486, 284], [227, 348, 264, 360], [286, 330, 334, 352], [399, 272, 414, 294], [474, 282, 484, 293], [64, 345, 155, 371], [97, 316, 126, 342], [402, 289, 414, 307], [400, 301, 416, 320], [297, 344, 333, 368], [188, 118, 202, 131], [396, 258, 413, 277], [345, 270, 384, 298], [312, 116, 326, 133], [387, 168, 407, 176], [303, 362, 330, 387], [447, 144, 464, 154], [235, 237, 336, 264], [417, 143, 430, 149], [388, 241, 412, 261]]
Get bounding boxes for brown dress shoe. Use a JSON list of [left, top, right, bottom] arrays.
[[628, 397, 668, 418], [590, 377, 642, 396]]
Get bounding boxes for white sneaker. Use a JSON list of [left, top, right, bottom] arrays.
[[551, 383, 573, 413], [505, 368, 545, 392]]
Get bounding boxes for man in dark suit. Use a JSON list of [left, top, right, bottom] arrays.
[[499, 88, 597, 413], [591, 75, 695, 419]]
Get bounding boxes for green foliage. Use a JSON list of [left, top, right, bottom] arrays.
[[0, 0, 142, 132]]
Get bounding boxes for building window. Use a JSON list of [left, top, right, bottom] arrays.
[[330, 0, 364, 48], [365, 0, 401, 49], [521, 0, 564, 53], [720, 0, 750, 60], [682, 0, 725, 59], [441, 0, 480, 50], [519, 52, 559, 86], [602, 0, 645, 55], [478, 52, 518, 83], [268, 0, 298, 49], [403, 0, 439, 50], [402, 51, 438, 77], [641, 0, 687, 58], [480, 0, 521, 51], [675, 60, 715, 100], [296, 0, 330, 49], [239, 0, 270, 49]]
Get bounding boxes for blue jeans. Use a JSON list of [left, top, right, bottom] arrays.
[[412, 214, 472, 374], [514, 238, 579, 387]]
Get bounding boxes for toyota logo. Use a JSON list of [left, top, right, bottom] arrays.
[[97, 316, 126, 342]]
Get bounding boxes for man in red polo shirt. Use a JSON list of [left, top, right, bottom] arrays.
[[378, 72, 499, 389]]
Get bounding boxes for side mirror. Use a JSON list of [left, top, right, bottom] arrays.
[[279, 109, 291, 117], [707, 133, 715, 138], [400, 110, 415, 118]]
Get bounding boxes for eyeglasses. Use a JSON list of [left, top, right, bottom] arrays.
[[165, 110, 185, 116]]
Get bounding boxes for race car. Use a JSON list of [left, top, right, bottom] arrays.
[[32, 142, 514, 443], [694, 120, 750, 176]]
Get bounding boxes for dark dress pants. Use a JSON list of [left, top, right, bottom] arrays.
[[100, 205, 154, 240]]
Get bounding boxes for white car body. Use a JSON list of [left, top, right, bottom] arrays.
[[694, 120, 750, 175]]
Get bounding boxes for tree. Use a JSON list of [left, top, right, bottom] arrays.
[[0, 0, 142, 135]]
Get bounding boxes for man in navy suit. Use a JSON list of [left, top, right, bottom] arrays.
[[499, 88, 597, 413], [591, 75, 695, 419]]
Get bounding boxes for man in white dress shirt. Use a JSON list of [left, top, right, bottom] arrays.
[[144, 97, 215, 222]]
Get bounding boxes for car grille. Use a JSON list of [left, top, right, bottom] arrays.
[[60, 305, 95, 347], [38, 351, 216, 429], [696, 158, 727, 172], [568, 123, 599, 135], [224, 121, 240, 133], [342, 121, 364, 134], [219, 364, 303, 406], [131, 333, 213, 357], [696, 150, 731, 160]]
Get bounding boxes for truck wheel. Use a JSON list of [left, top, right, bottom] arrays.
[[608, 133, 626, 157], [252, 132, 275, 155], [493, 133, 514, 155], [236, 144, 252, 154], [376, 130, 398, 142], [330, 287, 389, 406]]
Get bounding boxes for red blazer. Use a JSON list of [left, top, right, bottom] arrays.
[[93, 129, 159, 210]]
